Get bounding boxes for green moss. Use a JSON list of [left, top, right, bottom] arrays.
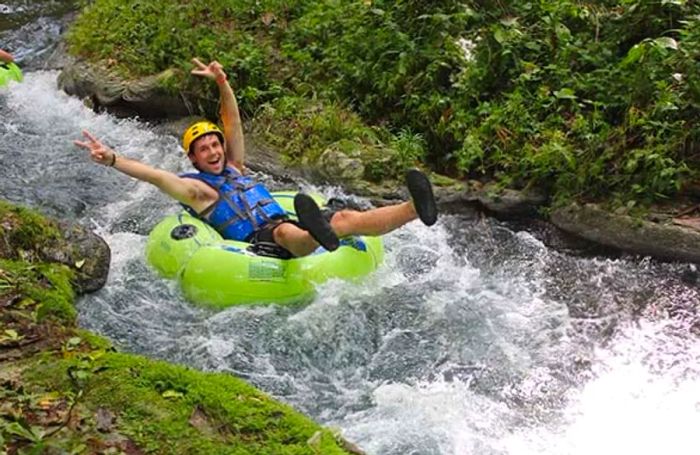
[[74, 328, 114, 350], [0, 200, 61, 255], [23, 352, 350, 454], [0, 259, 75, 323]]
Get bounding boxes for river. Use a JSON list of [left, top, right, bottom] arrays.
[[2, 4, 699, 454]]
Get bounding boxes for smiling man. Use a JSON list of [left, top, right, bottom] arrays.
[[74, 59, 438, 258]]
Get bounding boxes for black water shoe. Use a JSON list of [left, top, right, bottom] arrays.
[[294, 193, 340, 251], [406, 169, 438, 226]]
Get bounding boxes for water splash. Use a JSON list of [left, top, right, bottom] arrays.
[[503, 318, 700, 455]]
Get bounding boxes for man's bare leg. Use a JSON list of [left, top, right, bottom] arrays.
[[330, 202, 417, 238], [272, 223, 320, 257]]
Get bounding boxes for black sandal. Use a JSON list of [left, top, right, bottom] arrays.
[[294, 193, 340, 251], [406, 169, 438, 226]]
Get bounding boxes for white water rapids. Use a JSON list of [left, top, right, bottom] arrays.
[[2, 68, 699, 455]]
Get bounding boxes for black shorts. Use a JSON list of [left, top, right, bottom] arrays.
[[250, 198, 352, 244], [246, 219, 298, 259], [248, 198, 359, 257], [320, 197, 355, 223], [248, 219, 298, 244]]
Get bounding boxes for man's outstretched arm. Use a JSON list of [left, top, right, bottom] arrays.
[[191, 58, 245, 171], [74, 130, 209, 209]]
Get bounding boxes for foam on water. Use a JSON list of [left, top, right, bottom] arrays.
[[503, 318, 700, 455]]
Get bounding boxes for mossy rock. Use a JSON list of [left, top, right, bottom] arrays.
[[58, 61, 209, 119], [0, 200, 110, 293], [551, 203, 700, 263], [1, 346, 358, 454]]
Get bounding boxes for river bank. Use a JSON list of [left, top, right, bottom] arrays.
[[0, 201, 359, 453]]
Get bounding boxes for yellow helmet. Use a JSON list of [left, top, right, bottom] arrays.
[[182, 120, 224, 154]]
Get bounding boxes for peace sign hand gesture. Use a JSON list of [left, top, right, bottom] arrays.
[[74, 130, 117, 167], [191, 58, 227, 83]]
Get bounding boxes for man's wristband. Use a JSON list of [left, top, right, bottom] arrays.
[[109, 153, 117, 167], [215, 73, 227, 85]]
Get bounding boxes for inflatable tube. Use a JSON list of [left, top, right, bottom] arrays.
[[146, 192, 384, 309], [0, 62, 23, 87]]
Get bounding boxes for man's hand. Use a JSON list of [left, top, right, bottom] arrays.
[[74, 130, 117, 166], [191, 58, 226, 83], [0, 49, 14, 63]]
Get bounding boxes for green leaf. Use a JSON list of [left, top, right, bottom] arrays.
[[4, 422, 42, 442], [74, 370, 89, 380], [67, 337, 82, 348], [622, 43, 645, 66], [653, 37, 678, 50], [554, 88, 577, 100], [494, 28, 507, 44], [555, 23, 571, 41], [162, 390, 184, 399], [3, 329, 20, 340]]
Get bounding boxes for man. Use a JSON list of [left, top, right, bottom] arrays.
[[75, 59, 437, 257], [0, 49, 14, 63]]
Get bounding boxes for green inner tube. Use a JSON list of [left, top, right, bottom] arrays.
[[146, 192, 385, 309], [0, 62, 23, 87]]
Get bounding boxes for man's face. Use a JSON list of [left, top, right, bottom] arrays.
[[190, 133, 224, 174]]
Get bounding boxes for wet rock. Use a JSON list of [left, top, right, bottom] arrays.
[[50, 220, 111, 293], [433, 182, 482, 219], [317, 143, 366, 182], [473, 183, 549, 217], [58, 60, 199, 119], [551, 203, 700, 264]]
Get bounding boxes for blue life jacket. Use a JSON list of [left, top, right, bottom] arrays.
[[181, 166, 287, 241]]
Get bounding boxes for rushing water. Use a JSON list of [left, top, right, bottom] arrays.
[[3, 12, 700, 455]]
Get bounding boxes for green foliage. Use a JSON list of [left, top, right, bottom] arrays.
[[283, 1, 471, 161], [67, 0, 700, 205], [66, 0, 298, 111], [0, 260, 75, 323], [253, 95, 381, 163], [391, 128, 427, 169], [21, 352, 351, 454], [0, 201, 61, 254], [444, 0, 697, 202], [253, 95, 427, 180]]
